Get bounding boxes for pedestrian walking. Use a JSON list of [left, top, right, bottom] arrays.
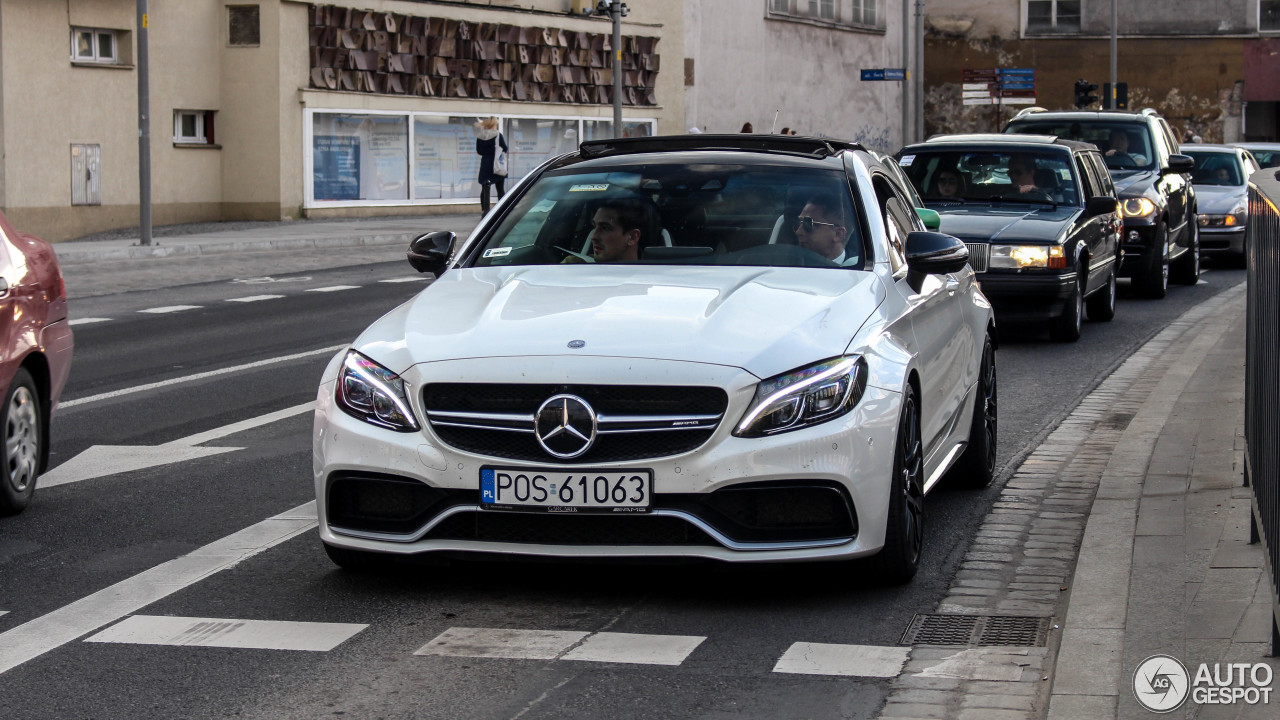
[[475, 116, 508, 214]]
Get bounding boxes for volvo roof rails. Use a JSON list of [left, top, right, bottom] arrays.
[[578, 134, 863, 159], [1013, 106, 1048, 118]]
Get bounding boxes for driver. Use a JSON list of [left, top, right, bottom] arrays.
[[795, 193, 854, 264], [1007, 155, 1042, 196], [1104, 129, 1148, 165], [565, 198, 649, 263]]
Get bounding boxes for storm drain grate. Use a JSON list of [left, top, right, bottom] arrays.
[[899, 614, 1053, 647]]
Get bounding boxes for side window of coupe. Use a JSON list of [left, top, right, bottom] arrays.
[[872, 176, 911, 274]]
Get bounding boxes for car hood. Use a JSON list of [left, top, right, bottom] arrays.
[[1191, 184, 1248, 214], [1110, 169, 1159, 197], [931, 205, 1079, 244], [353, 265, 886, 380]]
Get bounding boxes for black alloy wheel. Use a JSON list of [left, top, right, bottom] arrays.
[[1049, 268, 1084, 342], [0, 369, 43, 516], [948, 338, 997, 489], [870, 384, 924, 583], [1086, 265, 1117, 322], [1171, 220, 1200, 285], [1138, 223, 1170, 299]]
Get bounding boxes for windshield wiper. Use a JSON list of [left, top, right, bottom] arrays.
[[984, 195, 1058, 209]]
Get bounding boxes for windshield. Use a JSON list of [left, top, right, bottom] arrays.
[[468, 163, 867, 270], [1008, 120, 1156, 172], [896, 150, 1079, 206], [1186, 151, 1244, 186]]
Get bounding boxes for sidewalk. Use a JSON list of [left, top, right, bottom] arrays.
[[878, 282, 1276, 719], [52, 215, 480, 298]]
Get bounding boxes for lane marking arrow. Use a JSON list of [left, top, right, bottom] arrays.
[[40, 402, 315, 488]]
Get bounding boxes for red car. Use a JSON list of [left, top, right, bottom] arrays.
[[0, 210, 73, 515]]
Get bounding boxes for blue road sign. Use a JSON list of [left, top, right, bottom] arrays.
[[1000, 81, 1036, 90], [883, 68, 906, 81], [998, 67, 1036, 75], [861, 69, 885, 81]]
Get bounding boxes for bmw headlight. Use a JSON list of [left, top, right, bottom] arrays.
[[734, 357, 868, 437], [989, 244, 1065, 270], [1122, 198, 1158, 218], [335, 351, 419, 432], [1229, 203, 1247, 226]]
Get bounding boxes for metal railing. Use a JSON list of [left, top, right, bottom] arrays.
[[1245, 170, 1280, 655]]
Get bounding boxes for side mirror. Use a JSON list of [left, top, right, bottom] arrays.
[[1164, 154, 1195, 175], [407, 231, 456, 276], [1086, 196, 1120, 217], [905, 231, 969, 291], [914, 207, 942, 231]]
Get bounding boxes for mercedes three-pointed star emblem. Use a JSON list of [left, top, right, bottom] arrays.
[[534, 394, 598, 459]]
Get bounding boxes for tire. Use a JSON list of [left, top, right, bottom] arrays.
[[323, 542, 393, 572], [1049, 269, 1083, 342], [0, 369, 43, 516], [948, 338, 997, 490], [1170, 220, 1200, 285], [869, 384, 924, 584], [1085, 265, 1117, 322], [1137, 223, 1170, 299]]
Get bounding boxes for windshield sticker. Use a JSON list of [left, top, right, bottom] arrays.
[[569, 183, 610, 192], [483, 247, 513, 258], [530, 199, 556, 213], [899, 155, 915, 167]]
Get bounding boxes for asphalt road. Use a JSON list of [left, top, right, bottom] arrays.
[[0, 258, 1247, 720]]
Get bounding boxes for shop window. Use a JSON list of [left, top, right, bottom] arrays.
[[228, 5, 260, 46], [71, 27, 120, 64], [174, 110, 217, 146], [313, 113, 409, 201]]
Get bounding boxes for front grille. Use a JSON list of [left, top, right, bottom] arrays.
[[426, 511, 719, 546], [964, 242, 990, 273], [327, 473, 474, 535], [664, 482, 857, 543], [423, 384, 728, 463]]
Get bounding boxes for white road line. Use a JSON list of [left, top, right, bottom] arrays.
[[560, 631, 705, 666], [227, 295, 286, 303], [0, 611, 7, 618], [306, 285, 360, 293], [379, 277, 427, 283], [416, 628, 589, 660], [773, 642, 910, 678], [168, 402, 314, 447], [69, 318, 112, 326], [0, 502, 317, 676], [59, 345, 345, 409], [139, 305, 202, 314], [85, 615, 366, 652]]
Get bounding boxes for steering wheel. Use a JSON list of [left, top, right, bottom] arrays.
[[1106, 153, 1138, 169]]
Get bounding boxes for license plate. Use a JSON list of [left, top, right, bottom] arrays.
[[480, 467, 652, 513]]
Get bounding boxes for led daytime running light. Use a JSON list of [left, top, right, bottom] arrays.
[[337, 352, 419, 431], [735, 357, 866, 437]]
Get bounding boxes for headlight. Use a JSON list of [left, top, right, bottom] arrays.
[[989, 244, 1065, 269], [1122, 198, 1158, 218], [1229, 203, 1247, 226], [734, 357, 868, 437], [335, 351, 420, 432]]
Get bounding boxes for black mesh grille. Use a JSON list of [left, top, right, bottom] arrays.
[[426, 511, 719, 546], [327, 473, 474, 535], [424, 383, 729, 463]]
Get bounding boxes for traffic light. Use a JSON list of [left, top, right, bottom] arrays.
[[1074, 79, 1099, 109]]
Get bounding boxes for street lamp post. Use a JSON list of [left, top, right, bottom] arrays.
[[137, 0, 152, 246], [595, 0, 628, 137]]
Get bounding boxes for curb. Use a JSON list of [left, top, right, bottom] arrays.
[[53, 233, 420, 266]]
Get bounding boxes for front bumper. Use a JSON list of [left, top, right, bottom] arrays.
[[313, 356, 903, 563], [1198, 226, 1245, 256], [976, 271, 1078, 321], [1118, 220, 1161, 277]]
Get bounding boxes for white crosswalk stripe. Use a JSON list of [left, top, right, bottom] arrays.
[[227, 295, 285, 303], [138, 305, 202, 314], [415, 627, 706, 666], [84, 615, 366, 652], [69, 318, 112, 326], [305, 285, 361, 293], [379, 277, 427, 283], [773, 642, 910, 678]]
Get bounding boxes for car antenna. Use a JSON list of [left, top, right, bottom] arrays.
[[770, 108, 779, 134]]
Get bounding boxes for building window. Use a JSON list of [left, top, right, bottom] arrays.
[[1263, 0, 1280, 31], [1026, 1, 1081, 33], [228, 5, 260, 46], [308, 111, 655, 206], [71, 28, 119, 63], [767, 0, 882, 30], [174, 110, 216, 145]]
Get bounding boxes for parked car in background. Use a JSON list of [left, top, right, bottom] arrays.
[[896, 134, 1121, 342], [313, 134, 996, 583], [1004, 108, 1199, 298], [1231, 142, 1280, 169], [1183, 144, 1257, 267], [0, 211, 74, 515]]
